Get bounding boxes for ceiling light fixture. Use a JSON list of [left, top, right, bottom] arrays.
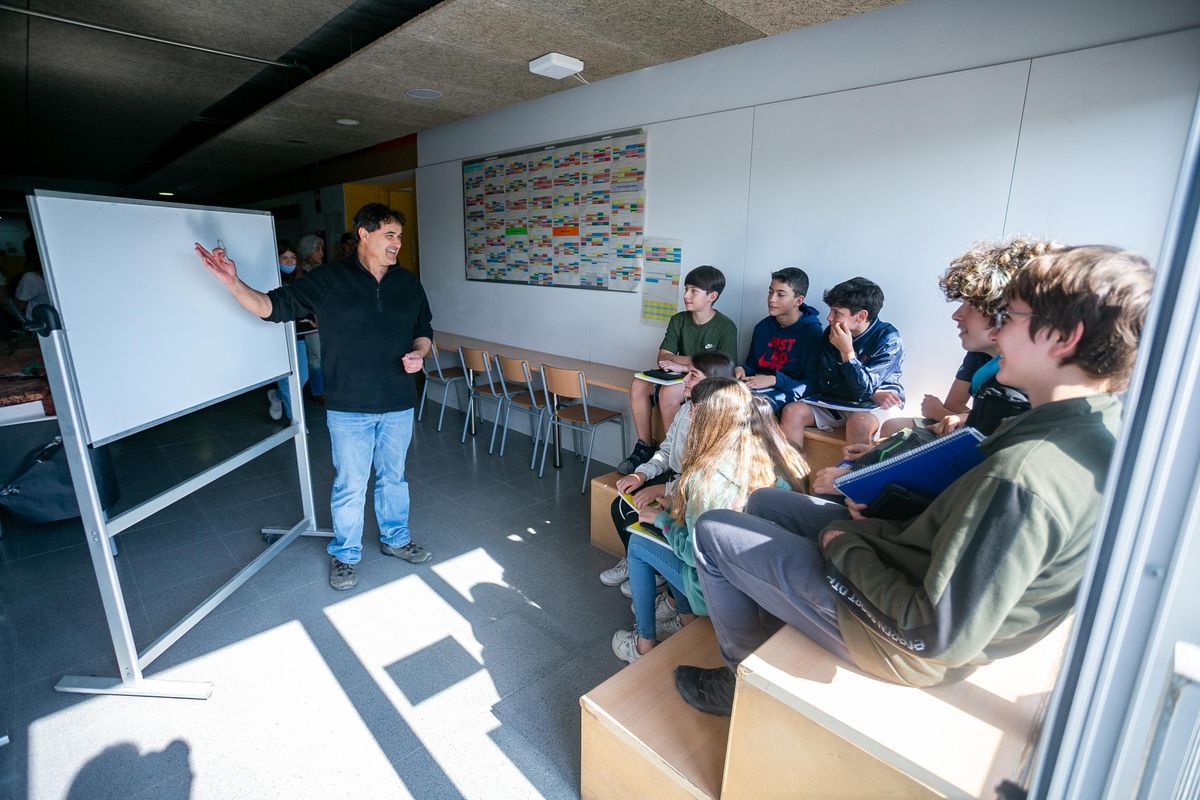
[[528, 52, 588, 85], [406, 88, 442, 99], [157, 191, 175, 197], [336, 118, 360, 126]]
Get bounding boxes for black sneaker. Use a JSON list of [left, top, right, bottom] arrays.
[[329, 557, 358, 590], [381, 542, 432, 564], [617, 440, 657, 474], [674, 664, 736, 717]]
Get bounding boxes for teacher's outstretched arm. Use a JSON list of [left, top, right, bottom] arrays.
[[194, 243, 273, 319]]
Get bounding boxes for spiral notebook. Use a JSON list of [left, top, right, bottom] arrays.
[[833, 426, 987, 506]]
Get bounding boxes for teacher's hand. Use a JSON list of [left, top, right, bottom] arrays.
[[194, 242, 238, 289], [402, 351, 424, 373]]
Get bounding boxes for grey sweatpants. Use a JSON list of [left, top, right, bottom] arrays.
[[693, 488, 854, 670]]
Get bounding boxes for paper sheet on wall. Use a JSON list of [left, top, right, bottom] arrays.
[[641, 238, 682, 327], [464, 130, 645, 292]]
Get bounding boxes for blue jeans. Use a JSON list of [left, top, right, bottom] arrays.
[[627, 536, 693, 640], [276, 338, 309, 421], [326, 409, 414, 564]]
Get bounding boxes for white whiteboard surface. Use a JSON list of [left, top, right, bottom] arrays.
[[29, 192, 291, 445]]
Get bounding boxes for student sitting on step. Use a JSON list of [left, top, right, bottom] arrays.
[[611, 379, 807, 664], [779, 277, 905, 449], [736, 266, 824, 413], [813, 236, 1057, 498], [600, 353, 736, 597], [674, 245, 1154, 715], [877, 237, 1063, 440], [618, 265, 739, 474]]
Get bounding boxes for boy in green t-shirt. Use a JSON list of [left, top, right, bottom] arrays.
[[618, 265, 738, 474]]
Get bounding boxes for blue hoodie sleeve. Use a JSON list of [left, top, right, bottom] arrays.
[[741, 319, 769, 375], [778, 312, 824, 395], [838, 324, 905, 402]]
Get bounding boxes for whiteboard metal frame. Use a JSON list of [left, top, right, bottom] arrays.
[[27, 191, 324, 699]]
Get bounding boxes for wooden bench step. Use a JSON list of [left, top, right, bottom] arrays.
[[801, 426, 847, 475], [581, 619, 730, 799], [589, 470, 624, 557], [722, 623, 1071, 799]]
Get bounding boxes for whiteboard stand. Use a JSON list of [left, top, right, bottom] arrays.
[[35, 309, 319, 700]]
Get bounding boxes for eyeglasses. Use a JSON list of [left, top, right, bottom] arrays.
[[992, 309, 1037, 329]]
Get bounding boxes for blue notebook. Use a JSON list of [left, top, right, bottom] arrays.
[[834, 427, 987, 506]]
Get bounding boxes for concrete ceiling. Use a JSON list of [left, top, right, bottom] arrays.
[[1, 0, 904, 205]]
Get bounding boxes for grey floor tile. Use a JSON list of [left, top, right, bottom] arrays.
[[116, 513, 221, 562], [1, 401, 641, 798]]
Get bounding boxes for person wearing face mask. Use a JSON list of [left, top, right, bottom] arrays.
[[266, 241, 317, 423]]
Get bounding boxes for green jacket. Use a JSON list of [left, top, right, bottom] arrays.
[[823, 395, 1121, 687]]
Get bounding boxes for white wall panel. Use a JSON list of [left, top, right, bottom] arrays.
[[1004, 28, 1200, 264], [743, 63, 1028, 406]]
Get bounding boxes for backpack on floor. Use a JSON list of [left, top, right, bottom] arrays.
[[0, 436, 120, 523]]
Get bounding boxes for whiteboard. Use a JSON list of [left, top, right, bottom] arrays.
[[29, 191, 292, 445]]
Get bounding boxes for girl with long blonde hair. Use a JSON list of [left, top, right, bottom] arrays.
[[613, 379, 808, 663]]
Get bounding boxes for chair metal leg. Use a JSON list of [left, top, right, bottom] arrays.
[[529, 410, 544, 469], [498, 403, 513, 456], [418, 380, 429, 422], [581, 428, 598, 494], [460, 390, 475, 443], [488, 398, 504, 454], [437, 381, 452, 432], [538, 417, 555, 478]]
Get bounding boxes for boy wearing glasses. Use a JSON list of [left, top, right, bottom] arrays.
[[675, 245, 1154, 714]]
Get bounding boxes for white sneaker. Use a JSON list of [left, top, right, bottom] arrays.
[[611, 629, 644, 664], [599, 558, 627, 586], [619, 574, 666, 598], [630, 592, 679, 624], [656, 614, 683, 641], [267, 389, 283, 421]]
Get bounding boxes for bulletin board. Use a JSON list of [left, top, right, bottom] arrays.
[[463, 129, 646, 291]]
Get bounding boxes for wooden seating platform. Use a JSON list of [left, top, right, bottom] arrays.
[[589, 471, 624, 556], [580, 619, 730, 799], [801, 426, 847, 475], [723, 623, 1069, 798], [581, 618, 1070, 798]]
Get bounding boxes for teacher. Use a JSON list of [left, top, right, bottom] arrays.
[[196, 202, 433, 590]]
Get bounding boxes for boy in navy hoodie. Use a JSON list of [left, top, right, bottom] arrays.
[[780, 277, 904, 447], [736, 267, 824, 413]]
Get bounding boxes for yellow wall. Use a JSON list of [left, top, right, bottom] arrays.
[[343, 180, 419, 276]]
